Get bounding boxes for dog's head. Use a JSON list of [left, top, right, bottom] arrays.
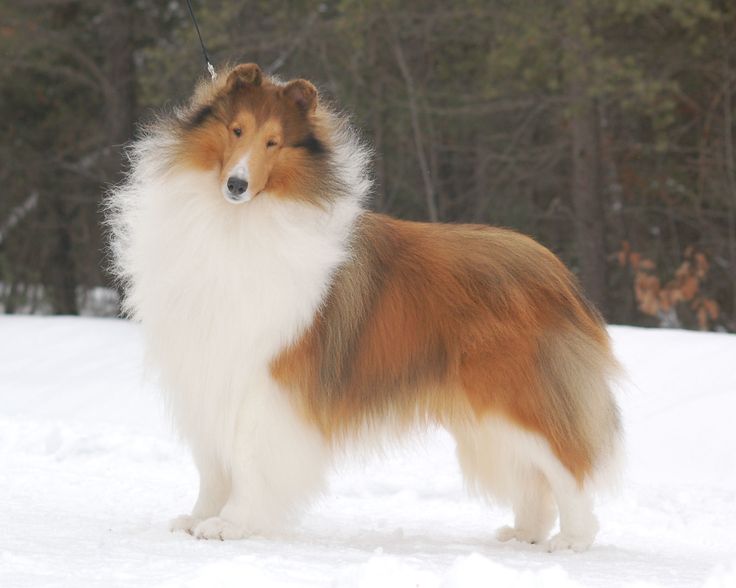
[[180, 63, 329, 205]]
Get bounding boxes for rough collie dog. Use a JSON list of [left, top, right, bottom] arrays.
[[107, 63, 621, 551]]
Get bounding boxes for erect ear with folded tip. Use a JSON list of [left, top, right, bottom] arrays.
[[283, 79, 318, 113], [226, 63, 263, 90]]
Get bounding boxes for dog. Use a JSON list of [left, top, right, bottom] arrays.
[[106, 63, 621, 551]]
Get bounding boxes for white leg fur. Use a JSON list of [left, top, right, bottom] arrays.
[[496, 468, 557, 544], [192, 373, 330, 540], [537, 459, 599, 552], [452, 416, 599, 551], [170, 450, 230, 534]]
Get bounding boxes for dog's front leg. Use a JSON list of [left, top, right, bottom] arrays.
[[170, 448, 231, 535], [193, 376, 330, 540]]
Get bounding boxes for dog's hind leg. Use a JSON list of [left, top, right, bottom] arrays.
[[483, 412, 599, 551], [453, 419, 558, 546], [496, 467, 557, 545], [536, 455, 599, 552]]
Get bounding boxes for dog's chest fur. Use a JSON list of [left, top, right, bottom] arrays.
[[128, 170, 361, 453]]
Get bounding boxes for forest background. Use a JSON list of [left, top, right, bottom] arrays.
[[2, 0, 735, 331]]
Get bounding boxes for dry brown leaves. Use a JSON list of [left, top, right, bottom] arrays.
[[617, 242, 719, 330]]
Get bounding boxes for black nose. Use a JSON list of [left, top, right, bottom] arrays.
[[226, 177, 248, 196]]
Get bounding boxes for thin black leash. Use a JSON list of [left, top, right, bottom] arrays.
[[185, 0, 217, 80]]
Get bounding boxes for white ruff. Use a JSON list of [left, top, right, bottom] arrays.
[[107, 127, 368, 533]]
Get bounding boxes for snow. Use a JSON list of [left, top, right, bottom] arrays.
[[1, 315, 735, 587]]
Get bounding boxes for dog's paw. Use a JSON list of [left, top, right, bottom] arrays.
[[546, 532, 593, 552], [169, 514, 200, 535], [193, 516, 247, 541], [496, 525, 548, 545]]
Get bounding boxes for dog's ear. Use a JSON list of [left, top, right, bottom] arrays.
[[283, 79, 318, 113], [227, 63, 262, 90]]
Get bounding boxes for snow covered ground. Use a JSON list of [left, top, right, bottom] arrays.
[[1, 316, 735, 587]]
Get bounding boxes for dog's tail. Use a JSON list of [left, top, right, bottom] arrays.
[[535, 321, 623, 490]]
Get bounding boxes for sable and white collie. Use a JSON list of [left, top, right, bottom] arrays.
[[107, 63, 621, 551]]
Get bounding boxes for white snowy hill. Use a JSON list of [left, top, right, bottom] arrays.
[[1, 316, 735, 587]]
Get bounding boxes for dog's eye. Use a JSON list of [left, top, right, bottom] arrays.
[[233, 128, 242, 137], [266, 139, 278, 148]]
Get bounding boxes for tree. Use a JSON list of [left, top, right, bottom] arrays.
[[1, 0, 734, 330], [565, 0, 608, 314]]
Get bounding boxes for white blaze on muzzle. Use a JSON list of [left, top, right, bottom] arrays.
[[223, 154, 252, 204]]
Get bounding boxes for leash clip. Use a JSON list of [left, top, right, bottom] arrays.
[[186, 0, 217, 82]]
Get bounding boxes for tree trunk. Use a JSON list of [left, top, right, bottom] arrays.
[[99, 0, 137, 314], [101, 1, 136, 154], [565, 0, 608, 316], [49, 198, 79, 315], [389, 20, 439, 222]]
